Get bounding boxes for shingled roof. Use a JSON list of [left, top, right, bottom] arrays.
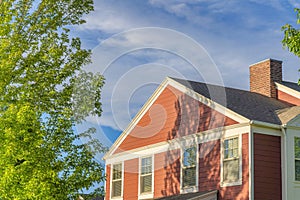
[[170, 77, 292, 125], [280, 81, 300, 92]]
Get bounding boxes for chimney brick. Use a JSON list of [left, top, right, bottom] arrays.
[[249, 59, 282, 98]]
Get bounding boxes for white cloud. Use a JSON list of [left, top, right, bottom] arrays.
[[77, 0, 300, 133]]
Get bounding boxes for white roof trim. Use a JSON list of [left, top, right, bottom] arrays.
[[275, 82, 300, 99], [103, 77, 249, 160]]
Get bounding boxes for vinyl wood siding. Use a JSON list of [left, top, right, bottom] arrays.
[[124, 159, 139, 200], [154, 149, 181, 198], [199, 140, 221, 192], [277, 90, 300, 106], [254, 133, 282, 200], [114, 85, 238, 154]]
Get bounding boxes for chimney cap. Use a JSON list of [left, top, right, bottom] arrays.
[[249, 58, 282, 67]]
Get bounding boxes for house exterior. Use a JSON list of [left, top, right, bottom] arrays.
[[103, 59, 300, 200]]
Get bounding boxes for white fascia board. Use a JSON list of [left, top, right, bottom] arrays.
[[275, 82, 300, 99]]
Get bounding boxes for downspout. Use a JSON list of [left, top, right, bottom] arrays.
[[281, 125, 287, 200]]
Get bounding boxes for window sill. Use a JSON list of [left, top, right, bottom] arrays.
[[111, 196, 123, 200], [138, 193, 153, 200], [221, 180, 242, 187], [180, 185, 198, 194]]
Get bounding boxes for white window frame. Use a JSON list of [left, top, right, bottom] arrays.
[[110, 162, 124, 200], [180, 140, 199, 194], [220, 135, 242, 187], [138, 155, 154, 199], [294, 137, 300, 182]]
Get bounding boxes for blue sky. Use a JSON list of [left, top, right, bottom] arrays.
[[73, 0, 300, 160]]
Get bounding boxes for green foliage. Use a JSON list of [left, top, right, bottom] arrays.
[[0, 0, 106, 199], [282, 8, 300, 84]]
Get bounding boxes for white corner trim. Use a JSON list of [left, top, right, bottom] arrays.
[[275, 82, 300, 99], [249, 126, 254, 200]]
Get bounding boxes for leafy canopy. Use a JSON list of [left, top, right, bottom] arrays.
[[282, 8, 300, 80], [0, 0, 106, 199]]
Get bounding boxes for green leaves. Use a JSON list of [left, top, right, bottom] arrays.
[[282, 8, 300, 57], [0, 0, 106, 199]]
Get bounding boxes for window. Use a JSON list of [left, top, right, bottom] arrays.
[[140, 157, 152, 194], [112, 163, 122, 197], [295, 137, 300, 181], [182, 146, 197, 188], [223, 137, 239, 183]]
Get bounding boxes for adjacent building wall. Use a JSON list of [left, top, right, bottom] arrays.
[[286, 127, 300, 200], [253, 133, 282, 200]]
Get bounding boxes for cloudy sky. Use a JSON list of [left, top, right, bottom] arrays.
[[73, 0, 300, 156]]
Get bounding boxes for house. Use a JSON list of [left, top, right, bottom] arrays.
[[103, 59, 300, 200]]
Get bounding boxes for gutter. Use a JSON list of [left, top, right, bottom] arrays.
[[249, 120, 281, 129]]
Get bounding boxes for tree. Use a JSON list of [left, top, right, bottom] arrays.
[[0, 0, 106, 199], [282, 8, 300, 82]]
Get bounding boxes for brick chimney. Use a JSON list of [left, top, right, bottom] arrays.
[[249, 59, 282, 98]]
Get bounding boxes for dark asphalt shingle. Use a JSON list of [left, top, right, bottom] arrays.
[[170, 77, 292, 125]]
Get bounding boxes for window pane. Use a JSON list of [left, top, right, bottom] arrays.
[[295, 137, 300, 159], [183, 166, 196, 187], [113, 164, 122, 180], [142, 157, 151, 166], [296, 160, 300, 181], [233, 148, 238, 157], [141, 174, 152, 193], [141, 157, 152, 175], [224, 137, 238, 159], [223, 159, 239, 182], [112, 180, 122, 197], [224, 149, 229, 159], [183, 147, 196, 167], [232, 138, 238, 148], [140, 157, 152, 193]]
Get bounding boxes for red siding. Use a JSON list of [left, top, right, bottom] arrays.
[[254, 133, 282, 200], [124, 159, 139, 200], [199, 134, 249, 200], [115, 85, 238, 154], [199, 140, 221, 191], [105, 165, 111, 200], [277, 90, 300, 106], [154, 149, 180, 198]]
